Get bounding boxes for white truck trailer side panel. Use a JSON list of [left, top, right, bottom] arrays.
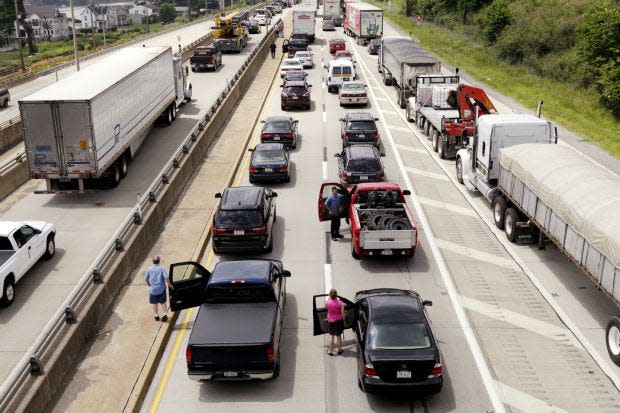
[[323, 0, 339, 17]]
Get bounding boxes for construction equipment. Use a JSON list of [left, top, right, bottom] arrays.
[[212, 11, 249, 53]]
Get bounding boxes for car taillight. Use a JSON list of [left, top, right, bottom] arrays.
[[185, 347, 192, 367], [250, 225, 268, 234], [267, 346, 275, 364], [341, 93, 350, 97], [189, 57, 193, 63], [249, 166, 258, 173], [342, 132, 349, 138], [427, 363, 443, 378], [360, 93, 367, 97], [302, 92, 310, 97], [282, 133, 293, 140], [281, 93, 287, 99], [279, 165, 288, 172], [328, 76, 331, 82], [373, 131, 379, 139], [363, 363, 379, 379], [341, 171, 348, 179], [212, 227, 227, 235], [379, 172, 385, 180], [261, 133, 269, 140]]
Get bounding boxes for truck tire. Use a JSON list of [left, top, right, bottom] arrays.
[[504, 208, 519, 243], [0, 276, 15, 307], [43, 234, 56, 260], [424, 121, 431, 137], [438, 140, 447, 159], [492, 196, 507, 229], [431, 130, 439, 152], [119, 153, 128, 179], [164, 105, 173, 126], [606, 317, 620, 365], [108, 163, 121, 188], [456, 157, 464, 184], [405, 104, 412, 122], [171, 102, 177, 122]]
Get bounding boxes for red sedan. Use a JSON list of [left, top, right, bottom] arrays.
[[329, 38, 346, 54]]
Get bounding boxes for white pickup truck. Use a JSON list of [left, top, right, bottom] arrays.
[[0, 221, 56, 306]]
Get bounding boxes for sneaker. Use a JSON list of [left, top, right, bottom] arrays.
[[154, 315, 160, 321], [331, 236, 338, 241], [162, 314, 168, 322], [336, 234, 344, 238]]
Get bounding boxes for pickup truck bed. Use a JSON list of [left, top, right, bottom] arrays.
[[418, 107, 459, 129], [0, 251, 14, 267], [189, 302, 276, 345]]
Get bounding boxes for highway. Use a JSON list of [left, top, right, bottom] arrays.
[[136, 12, 620, 413], [0, 17, 279, 386]]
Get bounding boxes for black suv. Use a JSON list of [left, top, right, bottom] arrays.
[[340, 113, 380, 147], [212, 186, 277, 253], [335, 145, 385, 185], [368, 38, 380, 55], [282, 38, 308, 57]]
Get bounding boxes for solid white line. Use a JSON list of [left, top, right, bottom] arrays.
[[322, 161, 328, 180], [323, 111, 327, 122], [354, 43, 507, 413], [324, 263, 332, 294]]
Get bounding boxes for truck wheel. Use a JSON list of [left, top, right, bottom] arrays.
[[0, 277, 15, 307], [438, 140, 447, 159], [456, 157, 464, 184], [119, 154, 128, 179], [492, 196, 507, 229], [406, 104, 412, 122], [424, 121, 431, 137], [504, 208, 519, 243], [606, 317, 620, 365], [171, 102, 177, 122], [431, 130, 439, 152], [43, 235, 56, 260], [164, 105, 173, 126]]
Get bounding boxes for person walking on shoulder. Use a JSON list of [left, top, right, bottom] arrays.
[[269, 41, 276, 59], [324, 186, 344, 241], [325, 289, 345, 356], [144, 256, 172, 322]]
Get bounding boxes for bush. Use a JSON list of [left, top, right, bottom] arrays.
[[480, 0, 513, 44]]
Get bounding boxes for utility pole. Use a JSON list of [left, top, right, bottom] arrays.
[[12, 0, 25, 72], [69, 0, 80, 70]]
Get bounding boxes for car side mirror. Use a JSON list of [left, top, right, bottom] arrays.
[[423, 300, 433, 307], [215, 192, 222, 198], [308, 84, 312, 87], [402, 190, 411, 196], [260, 120, 266, 123], [281, 270, 292, 277], [270, 192, 278, 198], [248, 148, 254, 152]]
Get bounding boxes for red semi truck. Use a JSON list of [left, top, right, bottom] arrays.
[[318, 182, 419, 258]]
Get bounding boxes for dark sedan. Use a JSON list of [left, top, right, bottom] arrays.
[[312, 289, 443, 395], [260, 116, 299, 149], [281, 81, 311, 111], [335, 145, 385, 185], [368, 38, 380, 55], [331, 15, 343, 27], [249, 143, 290, 183]]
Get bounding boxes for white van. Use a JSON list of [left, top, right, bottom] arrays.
[[326, 59, 356, 93]]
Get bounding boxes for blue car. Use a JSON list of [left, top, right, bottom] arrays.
[[249, 143, 291, 183]]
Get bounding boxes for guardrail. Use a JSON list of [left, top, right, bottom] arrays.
[[0, 18, 279, 412]]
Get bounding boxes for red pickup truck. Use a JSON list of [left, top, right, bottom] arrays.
[[318, 182, 419, 258]]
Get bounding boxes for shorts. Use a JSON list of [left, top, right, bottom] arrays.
[[149, 291, 166, 304], [328, 319, 344, 336]]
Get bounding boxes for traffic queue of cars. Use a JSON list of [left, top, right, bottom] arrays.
[[170, 13, 442, 398]]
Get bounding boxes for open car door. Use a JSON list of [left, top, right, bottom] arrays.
[[169, 261, 211, 312], [312, 294, 355, 336], [317, 182, 350, 222]]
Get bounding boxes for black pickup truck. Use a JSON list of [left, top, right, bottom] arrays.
[[169, 259, 291, 381]]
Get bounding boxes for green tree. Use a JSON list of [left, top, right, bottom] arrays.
[[481, 0, 513, 45], [158, 3, 176, 24]]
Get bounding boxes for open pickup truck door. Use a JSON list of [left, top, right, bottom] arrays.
[[169, 261, 211, 311], [312, 294, 356, 336], [317, 182, 350, 222]]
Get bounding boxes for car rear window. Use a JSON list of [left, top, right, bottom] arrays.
[[215, 210, 262, 227], [283, 61, 299, 66], [205, 283, 275, 303], [343, 83, 364, 91], [264, 121, 291, 132], [332, 67, 352, 75], [347, 159, 381, 172], [284, 86, 306, 94], [369, 322, 431, 350], [348, 121, 376, 130], [254, 150, 286, 162]]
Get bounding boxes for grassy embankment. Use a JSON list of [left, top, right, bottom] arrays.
[[379, 4, 620, 158]]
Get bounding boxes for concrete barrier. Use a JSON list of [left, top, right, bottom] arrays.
[[0, 160, 27, 200], [6, 29, 278, 413], [0, 121, 23, 153]]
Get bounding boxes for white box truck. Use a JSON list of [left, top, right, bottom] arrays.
[[323, 0, 340, 18], [20, 46, 191, 193], [343, 2, 383, 45], [293, 7, 316, 43]]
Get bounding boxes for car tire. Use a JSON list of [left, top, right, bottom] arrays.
[[43, 235, 56, 260], [606, 317, 620, 366], [272, 357, 281, 379], [504, 208, 519, 243], [357, 376, 366, 392], [285, 175, 290, 182], [249, 176, 255, 184], [2, 99, 7, 108], [351, 242, 360, 259], [212, 244, 221, 254], [266, 233, 273, 253], [191, 67, 196, 72], [171, 102, 177, 122], [1, 276, 15, 307], [492, 196, 507, 229], [456, 157, 464, 184], [281, 104, 286, 110], [164, 105, 173, 126]]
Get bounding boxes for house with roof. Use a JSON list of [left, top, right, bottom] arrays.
[[25, 5, 70, 40]]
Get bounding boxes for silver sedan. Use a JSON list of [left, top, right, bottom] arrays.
[[338, 81, 368, 107]]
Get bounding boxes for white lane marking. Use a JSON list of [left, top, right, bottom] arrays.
[[389, 125, 413, 132], [323, 111, 326, 123], [324, 263, 332, 294], [380, 110, 399, 116], [404, 166, 450, 181], [417, 197, 479, 218], [435, 239, 522, 272], [394, 143, 427, 154], [461, 296, 582, 348], [356, 31, 620, 392], [322, 161, 328, 180], [497, 381, 569, 413], [374, 96, 388, 101], [354, 41, 507, 413]]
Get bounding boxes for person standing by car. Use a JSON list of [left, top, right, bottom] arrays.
[[144, 256, 172, 322], [270, 41, 277, 58], [324, 186, 344, 240], [325, 289, 345, 356]]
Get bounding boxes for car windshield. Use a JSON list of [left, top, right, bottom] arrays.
[[332, 67, 352, 75], [343, 83, 364, 91], [215, 210, 262, 227], [254, 150, 286, 162], [205, 284, 275, 304], [369, 322, 431, 350], [347, 159, 381, 172], [348, 121, 376, 130], [264, 121, 292, 132], [286, 73, 304, 81], [284, 86, 307, 94]]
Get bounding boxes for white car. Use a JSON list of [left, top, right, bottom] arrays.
[[0, 221, 56, 306], [253, 10, 271, 25], [294, 51, 313, 69], [339, 81, 368, 106], [280, 58, 304, 78]]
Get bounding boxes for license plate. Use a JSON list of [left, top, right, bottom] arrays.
[[381, 250, 393, 256], [273, 136, 280, 140], [292, 96, 299, 100], [352, 98, 358, 102], [396, 370, 411, 379], [344, 78, 350, 81], [234, 230, 244, 235], [264, 168, 273, 173], [360, 175, 368, 180], [223, 371, 238, 377], [357, 134, 365, 138]]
